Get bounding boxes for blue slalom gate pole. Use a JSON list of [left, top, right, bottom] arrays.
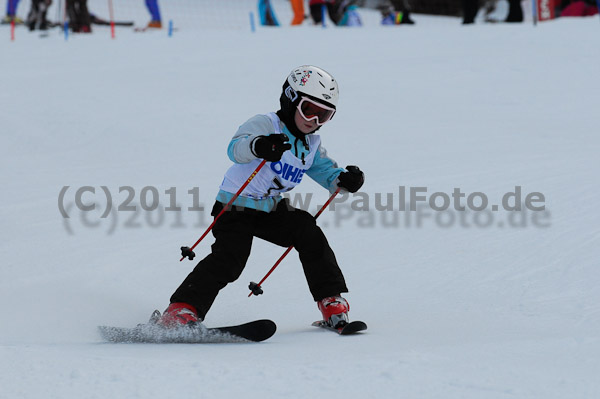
[[321, 4, 326, 28], [64, 21, 69, 40], [249, 11, 256, 32], [531, 0, 537, 26], [168, 20, 173, 37]]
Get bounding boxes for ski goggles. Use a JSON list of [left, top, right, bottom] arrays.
[[297, 96, 336, 126]]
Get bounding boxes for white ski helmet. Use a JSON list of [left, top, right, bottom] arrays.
[[285, 65, 339, 108], [278, 65, 339, 136]]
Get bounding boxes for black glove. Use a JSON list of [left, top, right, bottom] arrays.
[[251, 134, 292, 162], [181, 246, 195, 261], [338, 165, 364, 193]]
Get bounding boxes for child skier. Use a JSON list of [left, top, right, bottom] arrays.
[[158, 66, 364, 329]]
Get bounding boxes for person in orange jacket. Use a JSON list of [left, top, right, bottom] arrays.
[[290, 0, 304, 25]]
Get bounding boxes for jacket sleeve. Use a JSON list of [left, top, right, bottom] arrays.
[[306, 143, 345, 193], [227, 115, 274, 163]]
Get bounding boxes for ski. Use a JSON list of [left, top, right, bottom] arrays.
[[312, 320, 367, 335], [99, 312, 276, 343], [1, 18, 23, 25], [134, 26, 178, 33], [90, 15, 134, 27]]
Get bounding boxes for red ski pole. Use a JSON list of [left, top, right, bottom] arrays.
[[180, 160, 267, 262], [248, 188, 341, 297], [107, 0, 115, 38]]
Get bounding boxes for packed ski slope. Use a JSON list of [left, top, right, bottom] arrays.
[[1, 2, 600, 398]]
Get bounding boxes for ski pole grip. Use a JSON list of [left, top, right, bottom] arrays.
[[180, 246, 196, 261], [248, 282, 263, 297]]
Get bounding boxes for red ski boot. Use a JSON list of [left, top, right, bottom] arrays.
[[318, 296, 350, 328], [156, 302, 199, 328]]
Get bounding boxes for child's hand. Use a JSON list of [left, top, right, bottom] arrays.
[[251, 134, 292, 162], [338, 165, 364, 193]]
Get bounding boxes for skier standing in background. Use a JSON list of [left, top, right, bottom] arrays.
[[144, 0, 161, 29], [381, 0, 415, 24], [158, 66, 365, 330], [66, 0, 92, 32], [463, 0, 523, 24], [309, 0, 343, 25], [2, 0, 21, 24], [290, 0, 304, 25], [26, 0, 51, 31]]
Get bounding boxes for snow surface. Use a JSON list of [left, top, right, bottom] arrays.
[[2, 2, 600, 398]]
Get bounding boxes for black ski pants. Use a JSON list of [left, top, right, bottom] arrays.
[[66, 0, 91, 32], [171, 199, 348, 320], [26, 0, 50, 31]]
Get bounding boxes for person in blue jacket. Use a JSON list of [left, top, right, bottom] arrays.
[[2, 0, 21, 24], [144, 0, 161, 28], [157, 66, 365, 330]]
